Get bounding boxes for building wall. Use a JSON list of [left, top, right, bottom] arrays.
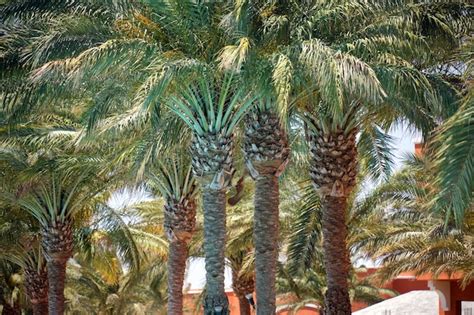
[[183, 277, 474, 314], [448, 280, 474, 315]]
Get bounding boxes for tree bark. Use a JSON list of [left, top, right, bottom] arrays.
[[0, 300, 20, 315], [25, 263, 49, 315], [202, 188, 229, 314], [47, 258, 68, 315], [254, 174, 279, 315], [167, 239, 188, 315], [238, 296, 251, 315], [32, 300, 49, 315], [321, 195, 351, 315]]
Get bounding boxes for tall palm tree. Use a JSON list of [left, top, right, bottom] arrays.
[[242, 97, 289, 313], [167, 73, 255, 314], [146, 155, 198, 314]]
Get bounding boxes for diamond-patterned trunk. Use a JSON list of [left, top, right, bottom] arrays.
[[191, 133, 235, 314], [165, 199, 196, 315], [243, 110, 289, 314], [308, 128, 357, 315], [25, 262, 48, 315], [42, 220, 73, 315]]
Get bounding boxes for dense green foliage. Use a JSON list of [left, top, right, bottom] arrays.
[[0, 0, 472, 314]]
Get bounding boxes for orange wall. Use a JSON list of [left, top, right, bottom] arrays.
[[447, 280, 474, 315], [183, 276, 474, 314]]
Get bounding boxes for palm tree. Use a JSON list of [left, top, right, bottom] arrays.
[[10, 156, 110, 315], [277, 264, 396, 313], [0, 190, 49, 315], [242, 97, 289, 313], [354, 155, 474, 288], [431, 38, 474, 226], [167, 73, 255, 314], [146, 155, 198, 314]]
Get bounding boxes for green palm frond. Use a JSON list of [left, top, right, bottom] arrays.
[[167, 72, 256, 137], [432, 95, 473, 225], [358, 124, 395, 181]]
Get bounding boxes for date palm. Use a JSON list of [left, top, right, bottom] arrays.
[[0, 218, 48, 315], [167, 73, 255, 314], [242, 96, 289, 313], [355, 155, 474, 288], [146, 155, 198, 314], [11, 156, 109, 315]]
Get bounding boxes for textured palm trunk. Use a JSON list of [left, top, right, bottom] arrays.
[[167, 239, 188, 315], [308, 127, 357, 315], [321, 196, 351, 314], [243, 109, 289, 315], [32, 300, 49, 315], [25, 263, 49, 315], [0, 297, 20, 315], [47, 258, 68, 315], [42, 220, 73, 315], [164, 198, 196, 315], [202, 188, 229, 314], [238, 296, 251, 315], [254, 174, 279, 314]]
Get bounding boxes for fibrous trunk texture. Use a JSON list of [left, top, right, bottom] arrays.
[[202, 188, 229, 314], [42, 220, 73, 315], [191, 133, 234, 314], [232, 266, 254, 315], [191, 133, 235, 189], [0, 299, 20, 315], [254, 175, 279, 314], [309, 128, 357, 315], [25, 262, 49, 315], [167, 240, 188, 315], [244, 110, 289, 314], [165, 199, 196, 315]]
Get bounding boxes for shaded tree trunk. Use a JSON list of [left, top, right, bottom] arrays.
[[165, 199, 196, 315], [42, 220, 73, 315], [202, 188, 229, 314], [308, 127, 357, 315], [167, 240, 189, 314], [231, 257, 254, 315], [254, 174, 279, 314], [0, 297, 20, 315], [321, 196, 351, 314], [238, 296, 251, 315], [47, 258, 68, 315], [32, 300, 49, 315], [25, 262, 49, 315]]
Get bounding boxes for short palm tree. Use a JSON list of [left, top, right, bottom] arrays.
[[146, 155, 198, 314], [0, 228, 48, 315], [167, 73, 255, 314], [12, 158, 108, 315]]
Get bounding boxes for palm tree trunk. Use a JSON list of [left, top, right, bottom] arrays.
[[42, 220, 73, 315], [202, 187, 229, 314], [0, 298, 20, 315], [238, 296, 251, 315], [167, 239, 188, 315], [47, 258, 68, 315], [308, 127, 357, 315], [32, 300, 49, 315], [321, 195, 351, 314], [25, 263, 49, 315], [254, 174, 279, 314]]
